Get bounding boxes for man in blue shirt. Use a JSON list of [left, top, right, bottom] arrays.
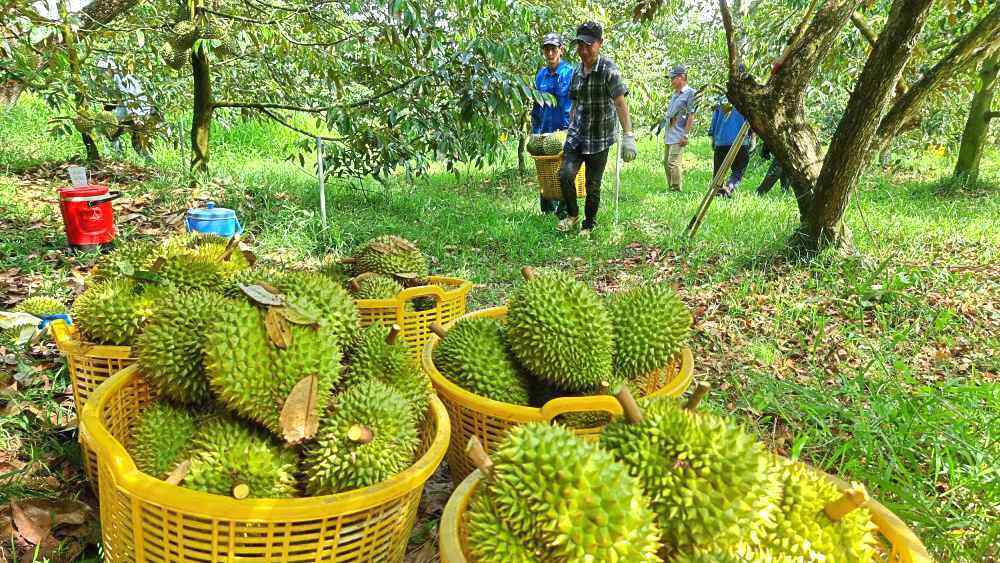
[[708, 95, 752, 198], [531, 32, 574, 216]]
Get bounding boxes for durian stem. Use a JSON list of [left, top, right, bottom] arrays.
[[615, 386, 644, 424], [429, 322, 448, 339], [347, 424, 374, 444], [218, 234, 240, 262], [386, 324, 402, 345], [597, 381, 611, 395], [164, 458, 191, 485], [350, 271, 378, 292], [520, 266, 536, 281], [232, 483, 250, 499], [465, 436, 494, 477], [824, 483, 870, 521], [339, 257, 356, 265], [684, 382, 711, 411]]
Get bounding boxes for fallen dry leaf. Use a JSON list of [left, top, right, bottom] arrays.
[[279, 375, 319, 444], [11, 501, 51, 545]]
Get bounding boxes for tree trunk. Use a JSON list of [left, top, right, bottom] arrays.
[[81, 131, 101, 162], [516, 110, 527, 177], [802, 0, 935, 251], [954, 53, 999, 183], [191, 43, 213, 173], [0, 81, 24, 108]]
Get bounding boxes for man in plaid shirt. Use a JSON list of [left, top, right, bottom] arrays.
[[557, 21, 637, 236]]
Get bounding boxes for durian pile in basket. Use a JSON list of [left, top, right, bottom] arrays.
[[432, 267, 691, 425], [452, 386, 898, 562], [71, 232, 434, 498], [332, 235, 435, 307], [526, 131, 568, 156], [0, 296, 68, 349]]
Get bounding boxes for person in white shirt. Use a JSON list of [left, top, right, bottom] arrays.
[[98, 59, 157, 160]]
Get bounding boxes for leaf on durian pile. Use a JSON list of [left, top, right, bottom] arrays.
[[265, 307, 292, 349], [149, 256, 166, 272], [130, 270, 162, 283], [240, 248, 257, 266], [240, 284, 284, 306], [280, 374, 320, 444], [217, 236, 240, 262], [279, 305, 320, 327], [164, 459, 191, 485]]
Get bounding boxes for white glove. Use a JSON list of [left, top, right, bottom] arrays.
[[621, 133, 637, 162]]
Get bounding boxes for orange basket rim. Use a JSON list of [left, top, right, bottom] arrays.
[[50, 319, 133, 359], [421, 306, 695, 419], [353, 275, 473, 307], [439, 466, 933, 563], [79, 363, 451, 520], [530, 153, 566, 162]]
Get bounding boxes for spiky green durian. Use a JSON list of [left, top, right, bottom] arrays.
[[343, 324, 431, 421], [185, 416, 298, 498], [221, 266, 281, 298], [13, 296, 66, 317], [767, 459, 878, 562], [608, 284, 691, 380], [303, 380, 420, 494], [351, 274, 403, 300], [599, 397, 781, 551], [352, 235, 429, 278], [267, 270, 359, 347], [129, 401, 199, 479], [480, 423, 661, 561], [542, 131, 566, 155], [525, 134, 544, 156], [71, 279, 155, 345], [137, 289, 218, 404], [203, 297, 344, 438], [672, 546, 792, 562], [433, 317, 531, 405], [506, 270, 614, 392], [466, 491, 543, 563], [163, 232, 251, 276], [156, 253, 227, 292], [90, 239, 158, 283]]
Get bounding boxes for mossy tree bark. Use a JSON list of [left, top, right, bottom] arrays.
[[954, 53, 999, 183], [191, 42, 213, 174]]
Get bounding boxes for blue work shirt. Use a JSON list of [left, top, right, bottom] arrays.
[[531, 61, 573, 134], [708, 104, 750, 147]]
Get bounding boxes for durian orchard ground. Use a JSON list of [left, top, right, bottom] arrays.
[[1, 95, 998, 562]]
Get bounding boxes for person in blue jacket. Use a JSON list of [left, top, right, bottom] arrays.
[[708, 95, 753, 198], [531, 32, 574, 215]]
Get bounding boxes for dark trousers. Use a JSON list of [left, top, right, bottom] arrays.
[[559, 145, 609, 229], [756, 160, 791, 194], [713, 144, 750, 189]]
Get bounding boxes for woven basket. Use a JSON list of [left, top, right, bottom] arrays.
[[50, 319, 136, 488], [355, 276, 472, 363], [422, 306, 694, 485], [440, 468, 933, 563], [79, 364, 450, 562], [532, 154, 586, 201]]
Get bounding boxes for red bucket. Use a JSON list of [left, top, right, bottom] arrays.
[[58, 185, 121, 249]]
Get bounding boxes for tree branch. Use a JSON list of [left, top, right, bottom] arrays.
[[717, 0, 740, 77], [771, 0, 865, 94], [850, 11, 878, 48], [257, 108, 342, 142], [213, 101, 328, 113]]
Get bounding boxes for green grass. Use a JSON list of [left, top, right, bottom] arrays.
[[2, 94, 998, 561]]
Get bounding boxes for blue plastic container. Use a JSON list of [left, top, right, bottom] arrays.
[[185, 202, 242, 237]]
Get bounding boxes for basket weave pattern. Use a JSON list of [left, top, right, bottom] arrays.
[[532, 154, 586, 201], [81, 365, 450, 563]]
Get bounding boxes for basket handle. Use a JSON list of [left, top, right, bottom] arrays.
[[396, 283, 448, 303], [538, 394, 624, 421]]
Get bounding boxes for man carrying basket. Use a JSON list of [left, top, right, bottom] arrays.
[[531, 32, 574, 217], [556, 21, 637, 237]]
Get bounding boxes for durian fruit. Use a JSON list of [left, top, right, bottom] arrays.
[[766, 459, 878, 562], [137, 289, 218, 404], [350, 274, 403, 300], [505, 269, 614, 392], [90, 239, 158, 283], [129, 401, 199, 479], [71, 279, 156, 345], [13, 296, 66, 318], [170, 19, 199, 52], [608, 284, 691, 381], [203, 297, 344, 438], [542, 130, 566, 155], [671, 546, 791, 562], [163, 233, 252, 276], [268, 270, 358, 347], [343, 324, 430, 421], [431, 318, 531, 405], [468, 424, 661, 561], [185, 416, 298, 499], [525, 134, 544, 157], [466, 492, 543, 563], [599, 391, 781, 552], [303, 380, 420, 494], [156, 253, 226, 293], [352, 235, 429, 279]]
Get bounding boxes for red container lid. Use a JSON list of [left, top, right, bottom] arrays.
[[59, 184, 108, 199]]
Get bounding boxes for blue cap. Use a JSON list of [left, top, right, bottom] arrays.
[[670, 64, 687, 78]]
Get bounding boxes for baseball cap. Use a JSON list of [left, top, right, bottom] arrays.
[[541, 33, 562, 47], [669, 64, 687, 78], [574, 21, 603, 45]]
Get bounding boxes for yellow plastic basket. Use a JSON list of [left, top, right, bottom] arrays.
[[79, 363, 450, 562], [421, 306, 694, 484], [50, 319, 136, 488], [439, 468, 933, 563], [355, 276, 473, 363], [532, 154, 585, 201]]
